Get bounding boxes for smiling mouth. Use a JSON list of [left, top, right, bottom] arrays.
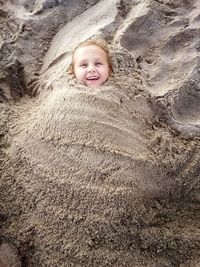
[[86, 76, 99, 81]]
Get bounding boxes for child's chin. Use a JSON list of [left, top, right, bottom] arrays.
[[86, 80, 102, 88]]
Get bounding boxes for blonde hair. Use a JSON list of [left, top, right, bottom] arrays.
[[68, 39, 113, 74]]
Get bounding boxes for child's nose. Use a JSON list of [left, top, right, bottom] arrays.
[[88, 64, 96, 72]]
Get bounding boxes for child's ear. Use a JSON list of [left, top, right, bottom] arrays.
[[109, 67, 113, 76], [67, 63, 73, 74]]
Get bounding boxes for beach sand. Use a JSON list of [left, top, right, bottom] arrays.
[[0, 0, 200, 266]]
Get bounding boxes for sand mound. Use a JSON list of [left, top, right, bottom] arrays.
[[1, 0, 200, 266]]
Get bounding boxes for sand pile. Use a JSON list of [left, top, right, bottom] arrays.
[[1, 0, 200, 266]]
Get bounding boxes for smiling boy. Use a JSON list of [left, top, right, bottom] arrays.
[[70, 39, 112, 88]]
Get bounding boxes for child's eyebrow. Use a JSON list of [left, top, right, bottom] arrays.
[[77, 59, 87, 64]]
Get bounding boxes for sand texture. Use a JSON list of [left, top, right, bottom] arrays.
[[1, 0, 200, 266]]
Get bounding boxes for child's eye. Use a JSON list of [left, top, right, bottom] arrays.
[[80, 64, 87, 67], [95, 62, 103, 66]]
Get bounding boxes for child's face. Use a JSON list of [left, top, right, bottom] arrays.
[[73, 45, 110, 88]]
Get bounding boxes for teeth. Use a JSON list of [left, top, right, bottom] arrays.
[[87, 77, 99, 80]]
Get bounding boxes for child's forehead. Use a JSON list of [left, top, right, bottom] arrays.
[[74, 44, 106, 56]]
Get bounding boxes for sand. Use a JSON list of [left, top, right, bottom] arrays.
[[0, 0, 200, 266]]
